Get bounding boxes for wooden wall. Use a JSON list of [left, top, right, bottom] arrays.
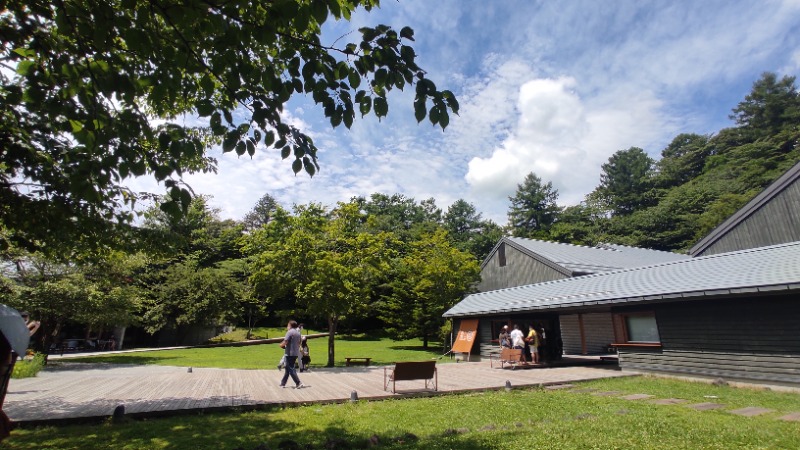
[[560, 313, 615, 355], [477, 243, 567, 292], [698, 181, 800, 256], [617, 295, 800, 386]]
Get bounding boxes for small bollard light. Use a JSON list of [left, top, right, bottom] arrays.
[[112, 404, 125, 423], [505, 380, 512, 391], [350, 390, 359, 402], [187, 367, 193, 373]]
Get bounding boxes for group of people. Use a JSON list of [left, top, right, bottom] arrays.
[[278, 320, 311, 389], [498, 323, 546, 364]]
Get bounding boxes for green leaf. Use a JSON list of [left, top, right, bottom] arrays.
[[222, 132, 238, 153], [158, 132, 171, 151], [414, 98, 426, 123], [348, 69, 361, 89], [292, 159, 302, 174], [200, 74, 215, 95], [302, 156, 316, 177], [246, 138, 256, 157], [443, 90, 460, 115], [180, 188, 192, 210], [281, 145, 291, 159], [400, 26, 415, 40], [374, 97, 388, 118], [196, 100, 214, 117], [438, 110, 449, 130], [235, 141, 246, 156], [311, 1, 328, 25], [359, 98, 372, 116], [429, 105, 440, 125], [160, 200, 182, 220], [264, 130, 275, 146], [16, 60, 35, 76]]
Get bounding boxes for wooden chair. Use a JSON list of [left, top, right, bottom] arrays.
[[491, 348, 526, 369]]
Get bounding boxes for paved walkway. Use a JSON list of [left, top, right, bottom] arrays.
[[5, 361, 626, 424]]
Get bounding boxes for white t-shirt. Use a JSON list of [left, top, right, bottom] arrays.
[[509, 329, 524, 348]]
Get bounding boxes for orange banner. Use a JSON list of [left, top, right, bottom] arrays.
[[452, 319, 478, 354]]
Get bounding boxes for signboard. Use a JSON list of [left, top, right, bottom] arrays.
[[451, 319, 478, 354]]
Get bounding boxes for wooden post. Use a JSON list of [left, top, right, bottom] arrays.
[[578, 313, 587, 355]]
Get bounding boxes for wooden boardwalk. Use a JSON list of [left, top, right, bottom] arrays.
[[5, 361, 627, 424]]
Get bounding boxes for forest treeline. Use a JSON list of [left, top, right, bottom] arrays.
[[1, 72, 798, 362]]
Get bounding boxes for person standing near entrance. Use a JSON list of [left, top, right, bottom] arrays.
[[498, 325, 511, 348], [279, 320, 305, 389], [526, 323, 539, 364], [509, 324, 525, 349]]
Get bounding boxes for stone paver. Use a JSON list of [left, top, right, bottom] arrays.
[[592, 390, 622, 397], [651, 398, 687, 405], [778, 412, 800, 422], [620, 393, 654, 400], [687, 402, 726, 411], [545, 384, 574, 390], [729, 407, 774, 417]]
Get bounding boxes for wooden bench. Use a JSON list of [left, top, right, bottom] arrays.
[[383, 360, 438, 393], [490, 348, 526, 369], [345, 357, 371, 366]]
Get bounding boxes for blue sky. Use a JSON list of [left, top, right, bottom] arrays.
[[166, 0, 800, 225]]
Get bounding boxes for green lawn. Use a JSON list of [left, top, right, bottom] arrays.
[[5, 376, 800, 449], [64, 332, 449, 369]]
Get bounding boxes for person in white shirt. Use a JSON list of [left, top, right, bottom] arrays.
[[509, 324, 525, 349]]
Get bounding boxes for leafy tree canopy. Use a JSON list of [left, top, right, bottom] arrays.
[[1, 0, 458, 256]]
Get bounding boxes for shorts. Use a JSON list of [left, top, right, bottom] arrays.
[[530, 346, 538, 353]]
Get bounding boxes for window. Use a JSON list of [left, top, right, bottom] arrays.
[[625, 315, 660, 343], [613, 312, 661, 347], [498, 243, 506, 267]]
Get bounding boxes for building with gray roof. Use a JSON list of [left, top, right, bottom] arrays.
[[447, 162, 800, 387]]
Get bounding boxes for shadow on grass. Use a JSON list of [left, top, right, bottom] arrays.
[[53, 355, 177, 367], [337, 334, 383, 342], [241, 421, 497, 450]]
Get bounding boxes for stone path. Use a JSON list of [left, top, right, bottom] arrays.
[[560, 387, 800, 422]]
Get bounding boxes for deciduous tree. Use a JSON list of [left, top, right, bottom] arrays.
[[1, 0, 458, 255]]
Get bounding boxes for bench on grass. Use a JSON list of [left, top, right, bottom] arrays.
[[383, 360, 437, 393], [345, 357, 371, 366], [490, 348, 527, 369]]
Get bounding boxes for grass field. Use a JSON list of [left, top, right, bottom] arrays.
[[5, 376, 799, 449], [64, 329, 450, 369]]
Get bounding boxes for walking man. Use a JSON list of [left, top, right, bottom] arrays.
[[279, 320, 305, 389]]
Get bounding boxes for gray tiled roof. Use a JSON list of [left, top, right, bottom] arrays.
[[503, 237, 689, 274], [445, 241, 800, 317]]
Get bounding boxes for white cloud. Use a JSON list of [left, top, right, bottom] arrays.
[[464, 77, 671, 222]]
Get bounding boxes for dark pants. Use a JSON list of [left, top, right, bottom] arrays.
[[281, 356, 301, 386]]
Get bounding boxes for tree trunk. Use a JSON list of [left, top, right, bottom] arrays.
[[327, 315, 337, 367]]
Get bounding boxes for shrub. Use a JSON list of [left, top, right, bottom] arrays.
[[12, 352, 45, 379]]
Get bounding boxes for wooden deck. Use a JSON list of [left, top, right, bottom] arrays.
[[5, 361, 627, 424]]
